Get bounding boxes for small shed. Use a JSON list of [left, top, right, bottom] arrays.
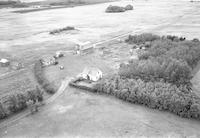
[[0, 58, 10, 67], [78, 67, 103, 82]]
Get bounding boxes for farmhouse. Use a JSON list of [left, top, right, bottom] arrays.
[[78, 67, 103, 81]]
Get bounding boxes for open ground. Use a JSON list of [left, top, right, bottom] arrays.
[[1, 0, 200, 137]]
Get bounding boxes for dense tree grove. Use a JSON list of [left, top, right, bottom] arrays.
[[0, 86, 43, 120], [95, 76, 200, 119], [121, 34, 200, 88], [94, 33, 200, 120]]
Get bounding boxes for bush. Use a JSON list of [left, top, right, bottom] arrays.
[[105, 5, 125, 13], [94, 76, 200, 120], [34, 60, 57, 94], [49, 26, 75, 35], [124, 4, 133, 11]]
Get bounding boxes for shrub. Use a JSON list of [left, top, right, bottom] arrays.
[[49, 26, 75, 35], [34, 60, 57, 94], [125, 4, 133, 10], [15, 93, 27, 111], [94, 76, 200, 120], [105, 5, 125, 13], [7, 95, 18, 113]]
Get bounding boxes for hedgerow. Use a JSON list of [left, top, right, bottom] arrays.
[[49, 26, 75, 35], [94, 76, 200, 119], [0, 86, 43, 120], [34, 60, 57, 94], [105, 5, 126, 13], [125, 33, 161, 44]]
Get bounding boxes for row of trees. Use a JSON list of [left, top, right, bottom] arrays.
[[34, 60, 57, 94], [0, 59, 56, 120], [0, 86, 43, 119], [95, 76, 200, 119]]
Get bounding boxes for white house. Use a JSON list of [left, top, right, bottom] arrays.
[[78, 67, 103, 82]]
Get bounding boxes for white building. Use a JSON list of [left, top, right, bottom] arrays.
[[78, 67, 103, 82], [0, 58, 10, 67]]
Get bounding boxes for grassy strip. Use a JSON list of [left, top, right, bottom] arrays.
[[33, 60, 57, 94]]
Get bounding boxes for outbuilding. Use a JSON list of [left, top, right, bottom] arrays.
[[0, 58, 10, 67]]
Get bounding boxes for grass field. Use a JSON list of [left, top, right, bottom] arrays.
[[0, 69, 35, 101]]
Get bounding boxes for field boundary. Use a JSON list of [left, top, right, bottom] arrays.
[[0, 77, 70, 130]]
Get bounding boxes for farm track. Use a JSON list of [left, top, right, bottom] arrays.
[[0, 77, 71, 129]]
